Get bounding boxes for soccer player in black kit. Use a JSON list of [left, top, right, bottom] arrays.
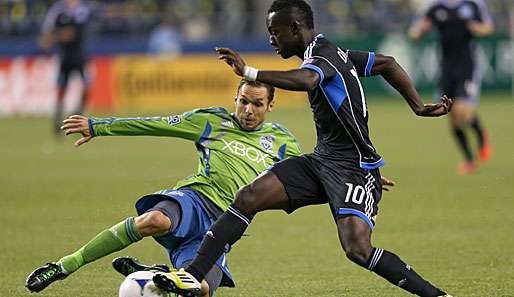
[[40, 0, 92, 134], [153, 1, 453, 296], [409, 0, 494, 175]]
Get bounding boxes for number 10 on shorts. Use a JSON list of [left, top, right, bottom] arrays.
[[344, 183, 365, 204]]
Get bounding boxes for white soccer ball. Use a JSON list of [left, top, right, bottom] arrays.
[[119, 271, 169, 297]]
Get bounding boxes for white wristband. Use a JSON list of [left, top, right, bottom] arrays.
[[244, 66, 259, 81]]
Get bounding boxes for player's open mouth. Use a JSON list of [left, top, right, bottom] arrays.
[[274, 48, 281, 54]]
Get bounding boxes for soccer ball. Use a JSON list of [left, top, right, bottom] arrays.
[[119, 271, 169, 297]]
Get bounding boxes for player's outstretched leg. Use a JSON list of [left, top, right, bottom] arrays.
[[153, 269, 203, 297], [452, 126, 476, 174], [53, 87, 66, 136], [470, 114, 492, 162], [451, 101, 478, 175], [112, 256, 171, 276], [26, 209, 174, 292], [338, 216, 450, 297], [26, 216, 145, 292], [75, 88, 89, 116], [153, 171, 288, 295]]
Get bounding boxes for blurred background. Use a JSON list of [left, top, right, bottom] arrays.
[[0, 0, 513, 116]]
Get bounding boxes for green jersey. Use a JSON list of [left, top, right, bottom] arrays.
[[90, 107, 302, 211]]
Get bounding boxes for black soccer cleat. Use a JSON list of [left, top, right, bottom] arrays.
[[152, 270, 202, 297], [112, 256, 171, 276], [25, 262, 67, 293]]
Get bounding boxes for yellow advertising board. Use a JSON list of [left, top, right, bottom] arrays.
[[113, 54, 308, 112]]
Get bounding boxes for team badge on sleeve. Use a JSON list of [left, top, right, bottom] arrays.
[[167, 115, 181, 125], [221, 120, 234, 128]]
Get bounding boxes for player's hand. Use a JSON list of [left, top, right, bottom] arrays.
[[381, 176, 395, 191], [416, 95, 453, 117], [215, 47, 246, 77], [61, 115, 92, 147]]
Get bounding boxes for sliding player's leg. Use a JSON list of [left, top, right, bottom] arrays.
[[25, 190, 185, 292], [154, 155, 326, 296]]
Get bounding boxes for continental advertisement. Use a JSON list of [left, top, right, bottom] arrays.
[[0, 54, 307, 117], [112, 54, 307, 112]]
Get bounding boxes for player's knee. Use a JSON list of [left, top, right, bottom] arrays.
[[233, 184, 260, 215], [200, 280, 210, 297], [344, 245, 370, 267], [342, 237, 372, 267], [134, 211, 171, 236]]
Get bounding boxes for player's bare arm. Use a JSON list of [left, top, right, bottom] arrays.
[[38, 31, 55, 51], [371, 54, 453, 117], [408, 17, 432, 41], [216, 47, 319, 91], [467, 20, 494, 37], [61, 115, 92, 147]]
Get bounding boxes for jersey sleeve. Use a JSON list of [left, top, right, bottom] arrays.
[[89, 111, 210, 142], [471, 0, 492, 22], [272, 124, 302, 160], [300, 46, 336, 83], [283, 135, 302, 159], [41, 3, 59, 32], [348, 50, 376, 77], [423, 4, 438, 23]]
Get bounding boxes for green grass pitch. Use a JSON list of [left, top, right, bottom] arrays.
[[1, 93, 513, 296]]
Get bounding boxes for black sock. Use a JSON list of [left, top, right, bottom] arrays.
[[54, 103, 64, 134], [470, 115, 485, 148], [185, 205, 252, 282], [75, 91, 88, 115], [367, 248, 445, 297], [453, 127, 473, 161]]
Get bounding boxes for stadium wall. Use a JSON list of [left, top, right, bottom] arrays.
[[0, 34, 511, 116], [0, 54, 306, 116]]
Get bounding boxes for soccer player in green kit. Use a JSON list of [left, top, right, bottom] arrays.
[[25, 79, 302, 297]]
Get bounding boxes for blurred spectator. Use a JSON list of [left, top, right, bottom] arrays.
[[39, 0, 92, 134], [0, 0, 511, 40], [148, 15, 182, 55]]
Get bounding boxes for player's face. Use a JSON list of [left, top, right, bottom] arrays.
[[65, 0, 80, 8], [267, 12, 299, 59], [235, 84, 273, 131]]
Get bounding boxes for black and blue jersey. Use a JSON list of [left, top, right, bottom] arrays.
[[424, 0, 492, 72], [42, 0, 92, 64], [300, 34, 383, 170]]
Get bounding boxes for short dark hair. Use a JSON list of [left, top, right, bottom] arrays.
[[237, 79, 275, 103], [268, 0, 314, 29]]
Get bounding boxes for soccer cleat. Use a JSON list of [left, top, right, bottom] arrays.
[[478, 133, 492, 162], [152, 269, 202, 297], [112, 256, 171, 276], [456, 161, 477, 175], [25, 262, 67, 292]]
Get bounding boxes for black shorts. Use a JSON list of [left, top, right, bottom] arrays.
[[270, 154, 382, 229], [58, 60, 89, 87], [439, 65, 480, 105]]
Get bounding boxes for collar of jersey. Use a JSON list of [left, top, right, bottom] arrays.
[[441, 0, 464, 8]]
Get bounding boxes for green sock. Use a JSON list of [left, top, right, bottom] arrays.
[[57, 217, 142, 274]]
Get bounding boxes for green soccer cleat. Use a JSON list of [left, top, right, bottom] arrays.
[[152, 269, 202, 297], [112, 256, 171, 276], [25, 262, 67, 292]]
